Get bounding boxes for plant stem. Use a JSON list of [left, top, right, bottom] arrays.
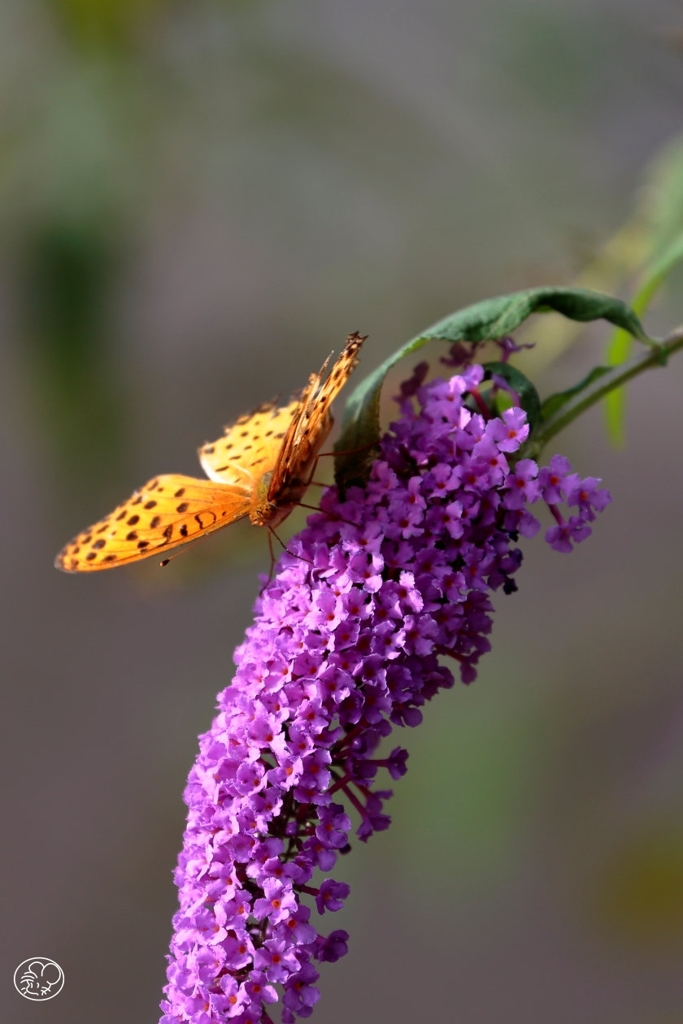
[[524, 326, 683, 456]]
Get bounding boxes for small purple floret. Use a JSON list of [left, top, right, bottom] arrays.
[[161, 364, 610, 1023]]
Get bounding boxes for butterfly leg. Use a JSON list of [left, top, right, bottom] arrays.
[[297, 497, 361, 527], [264, 529, 277, 585], [298, 502, 325, 514], [267, 526, 314, 567], [260, 528, 302, 593], [302, 449, 338, 491]]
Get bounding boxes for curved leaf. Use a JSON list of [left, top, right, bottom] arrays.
[[411, 286, 652, 347], [482, 362, 542, 434], [335, 286, 652, 488]]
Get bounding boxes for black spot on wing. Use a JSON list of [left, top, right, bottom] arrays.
[[194, 510, 218, 528]]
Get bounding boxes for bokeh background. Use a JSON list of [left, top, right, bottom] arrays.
[[2, 1, 683, 1021]]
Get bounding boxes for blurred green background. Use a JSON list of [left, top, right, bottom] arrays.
[[2, 1, 683, 1022]]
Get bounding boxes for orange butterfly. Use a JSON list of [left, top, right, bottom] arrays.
[[55, 333, 365, 572]]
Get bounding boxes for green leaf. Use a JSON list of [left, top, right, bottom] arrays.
[[639, 138, 683, 271], [482, 362, 542, 434], [408, 286, 652, 346], [540, 366, 611, 422], [604, 141, 683, 443], [605, 272, 675, 444], [335, 286, 652, 488], [644, 232, 683, 289]]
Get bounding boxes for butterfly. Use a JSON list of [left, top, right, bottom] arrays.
[[55, 332, 365, 572]]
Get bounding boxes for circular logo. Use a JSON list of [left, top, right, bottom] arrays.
[[13, 958, 65, 1001]]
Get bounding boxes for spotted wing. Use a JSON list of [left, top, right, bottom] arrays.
[[55, 474, 251, 572], [269, 332, 365, 500], [198, 399, 300, 487]]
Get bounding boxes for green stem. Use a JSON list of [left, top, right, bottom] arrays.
[[525, 325, 683, 457]]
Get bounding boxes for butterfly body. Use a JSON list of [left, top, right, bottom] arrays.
[[249, 476, 298, 529], [55, 333, 364, 572]]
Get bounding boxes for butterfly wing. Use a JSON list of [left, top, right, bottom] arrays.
[[55, 333, 366, 571], [198, 399, 300, 487], [55, 474, 251, 572], [268, 332, 365, 504]]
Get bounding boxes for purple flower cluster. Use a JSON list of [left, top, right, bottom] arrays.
[[161, 364, 610, 1024]]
